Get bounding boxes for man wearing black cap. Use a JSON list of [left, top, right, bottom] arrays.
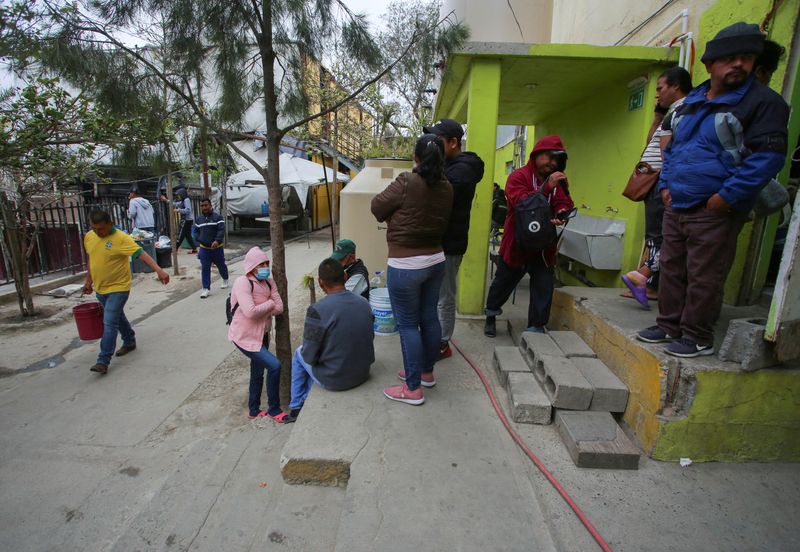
[[637, 22, 790, 358], [423, 118, 485, 360]]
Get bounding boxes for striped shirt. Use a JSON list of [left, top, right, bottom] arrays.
[[640, 97, 685, 169]]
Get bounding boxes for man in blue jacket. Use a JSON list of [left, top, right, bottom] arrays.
[[637, 22, 790, 358], [193, 198, 229, 298]]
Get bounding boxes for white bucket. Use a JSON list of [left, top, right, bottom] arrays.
[[369, 287, 397, 336]]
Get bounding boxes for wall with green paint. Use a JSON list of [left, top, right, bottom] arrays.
[[527, 67, 662, 287], [494, 140, 516, 187], [654, 370, 800, 461]]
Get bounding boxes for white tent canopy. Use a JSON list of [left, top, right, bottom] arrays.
[[226, 152, 349, 215]]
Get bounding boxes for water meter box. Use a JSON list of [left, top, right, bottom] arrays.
[[339, 158, 413, 276], [559, 214, 625, 270]]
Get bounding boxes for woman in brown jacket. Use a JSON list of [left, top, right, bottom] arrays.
[[371, 134, 453, 405]]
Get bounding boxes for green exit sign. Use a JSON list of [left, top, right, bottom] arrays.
[[628, 87, 644, 111]]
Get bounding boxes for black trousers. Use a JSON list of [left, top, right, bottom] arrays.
[[176, 219, 196, 249], [485, 254, 554, 328]]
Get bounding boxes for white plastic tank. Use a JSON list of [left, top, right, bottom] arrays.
[[339, 158, 413, 276]]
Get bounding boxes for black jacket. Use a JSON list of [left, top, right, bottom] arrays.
[[441, 152, 485, 255]]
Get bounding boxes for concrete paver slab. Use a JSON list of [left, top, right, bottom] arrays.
[[548, 330, 597, 358], [507, 371, 552, 424], [555, 411, 640, 470], [492, 345, 531, 384], [572, 357, 629, 412]]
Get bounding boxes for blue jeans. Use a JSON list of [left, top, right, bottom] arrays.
[[289, 346, 323, 410], [95, 291, 135, 366], [387, 262, 446, 390], [198, 247, 229, 289], [236, 344, 282, 417]]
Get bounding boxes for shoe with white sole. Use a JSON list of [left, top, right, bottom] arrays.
[[200, 289, 210, 298], [383, 384, 424, 405], [220, 280, 229, 289], [665, 338, 714, 358]]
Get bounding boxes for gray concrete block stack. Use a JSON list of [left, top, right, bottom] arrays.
[[493, 330, 639, 468]]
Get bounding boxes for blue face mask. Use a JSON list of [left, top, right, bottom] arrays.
[[255, 267, 270, 280]]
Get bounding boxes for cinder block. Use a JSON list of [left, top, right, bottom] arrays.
[[493, 346, 531, 385], [507, 372, 552, 424], [555, 411, 640, 469], [537, 355, 593, 410], [718, 318, 780, 371], [572, 357, 629, 413], [548, 331, 597, 358], [518, 331, 564, 372]]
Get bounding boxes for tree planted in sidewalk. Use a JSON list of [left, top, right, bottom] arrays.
[[0, 79, 146, 316]]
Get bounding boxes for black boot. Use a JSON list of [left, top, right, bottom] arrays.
[[484, 316, 496, 337]]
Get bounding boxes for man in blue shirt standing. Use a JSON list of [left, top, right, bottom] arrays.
[[637, 22, 790, 357], [193, 198, 229, 298]]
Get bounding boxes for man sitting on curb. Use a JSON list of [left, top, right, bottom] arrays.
[[330, 238, 370, 300], [287, 258, 375, 421]]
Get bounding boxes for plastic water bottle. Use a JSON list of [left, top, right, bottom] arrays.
[[261, 201, 269, 216], [369, 271, 385, 289]]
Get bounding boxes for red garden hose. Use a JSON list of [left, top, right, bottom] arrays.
[[450, 338, 613, 552]]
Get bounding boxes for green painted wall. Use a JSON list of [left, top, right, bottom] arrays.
[[458, 59, 501, 314], [529, 67, 662, 287], [653, 370, 800, 461], [494, 140, 516, 187]]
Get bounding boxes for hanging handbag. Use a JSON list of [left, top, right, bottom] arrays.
[[622, 161, 660, 202]]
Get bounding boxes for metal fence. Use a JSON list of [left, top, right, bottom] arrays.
[[0, 197, 188, 285]]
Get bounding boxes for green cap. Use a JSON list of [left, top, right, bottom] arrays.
[[330, 239, 356, 261]]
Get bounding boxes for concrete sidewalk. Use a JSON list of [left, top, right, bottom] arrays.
[[1, 235, 798, 551], [0, 234, 332, 551]]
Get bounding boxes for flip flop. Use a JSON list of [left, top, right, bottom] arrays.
[[248, 411, 267, 420], [268, 411, 294, 424], [621, 275, 650, 309]]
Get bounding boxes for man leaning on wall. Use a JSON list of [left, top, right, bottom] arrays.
[[636, 22, 790, 358], [423, 119, 485, 361]]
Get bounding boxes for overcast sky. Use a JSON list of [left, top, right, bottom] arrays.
[[342, 0, 394, 31]]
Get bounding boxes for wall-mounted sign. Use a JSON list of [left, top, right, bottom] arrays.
[[628, 88, 645, 111]]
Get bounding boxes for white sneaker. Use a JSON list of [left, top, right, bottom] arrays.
[[220, 280, 229, 289], [200, 289, 210, 298]]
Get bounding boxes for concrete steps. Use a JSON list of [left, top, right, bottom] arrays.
[[497, 330, 639, 469]]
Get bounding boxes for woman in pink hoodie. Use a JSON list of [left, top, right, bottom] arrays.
[[228, 247, 289, 422]]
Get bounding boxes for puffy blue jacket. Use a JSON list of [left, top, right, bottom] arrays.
[[658, 76, 789, 212]]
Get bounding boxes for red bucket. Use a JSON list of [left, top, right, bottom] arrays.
[[73, 302, 104, 341]]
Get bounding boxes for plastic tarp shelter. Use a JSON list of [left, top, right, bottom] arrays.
[[226, 152, 349, 216]]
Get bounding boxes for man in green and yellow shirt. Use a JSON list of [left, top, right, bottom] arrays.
[[82, 210, 169, 374]]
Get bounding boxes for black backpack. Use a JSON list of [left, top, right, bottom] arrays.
[[514, 186, 557, 251], [226, 279, 271, 324]]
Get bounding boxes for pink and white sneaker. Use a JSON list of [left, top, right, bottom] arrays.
[[397, 370, 436, 388], [383, 384, 425, 405]]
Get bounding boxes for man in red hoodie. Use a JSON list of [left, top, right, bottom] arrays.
[[484, 135, 574, 336]]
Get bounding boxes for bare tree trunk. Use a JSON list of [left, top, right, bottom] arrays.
[[260, 0, 293, 405], [0, 194, 35, 316], [166, 170, 179, 276]]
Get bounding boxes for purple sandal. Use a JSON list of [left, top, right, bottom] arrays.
[[621, 275, 650, 309]]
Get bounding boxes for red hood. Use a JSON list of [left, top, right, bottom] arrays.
[[530, 135, 566, 156]]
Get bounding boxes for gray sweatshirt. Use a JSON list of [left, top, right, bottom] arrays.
[[301, 290, 374, 390], [127, 197, 154, 229]]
